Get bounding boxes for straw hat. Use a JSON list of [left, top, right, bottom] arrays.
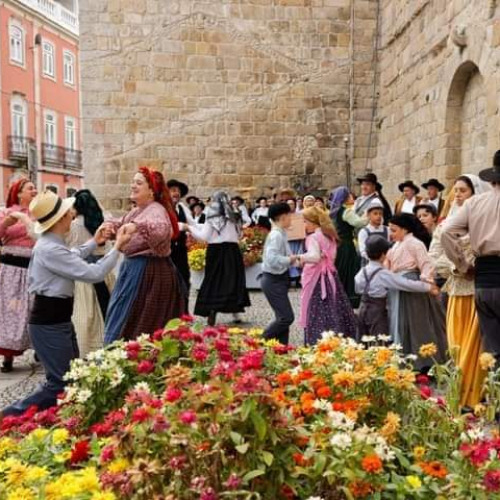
[[30, 190, 75, 234]]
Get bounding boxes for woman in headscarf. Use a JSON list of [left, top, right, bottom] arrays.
[[0, 178, 37, 372], [386, 213, 447, 371], [298, 207, 357, 344], [187, 191, 251, 326], [329, 186, 367, 309], [429, 174, 492, 407], [67, 190, 115, 357], [103, 167, 185, 344]]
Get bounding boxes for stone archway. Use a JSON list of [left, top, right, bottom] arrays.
[[444, 61, 487, 180]]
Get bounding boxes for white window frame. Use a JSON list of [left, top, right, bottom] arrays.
[[11, 97, 27, 138], [63, 50, 75, 86], [44, 110, 57, 146], [45, 184, 59, 194], [9, 24, 25, 66], [64, 116, 77, 151], [42, 40, 55, 79]]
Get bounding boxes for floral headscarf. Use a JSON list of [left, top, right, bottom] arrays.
[[206, 191, 242, 234], [329, 186, 350, 219]]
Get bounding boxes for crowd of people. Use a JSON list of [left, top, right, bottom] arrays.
[[0, 151, 499, 419]]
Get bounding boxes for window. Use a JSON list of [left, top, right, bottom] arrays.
[[9, 25, 24, 65], [44, 111, 57, 146], [65, 117, 77, 150], [11, 98, 27, 138], [66, 187, 77, 197], [63, 51, 75, 85], [42, 41, 55, 78], [45, 184, 59, 194]]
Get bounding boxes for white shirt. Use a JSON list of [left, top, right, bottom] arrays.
[[251, 206, 269, 224], [428, 198, 440, 211], [401, 197, 417, 214], [189, 220, 240, 244], [358, 224, 390, 260], [239, 205, 252, 226]]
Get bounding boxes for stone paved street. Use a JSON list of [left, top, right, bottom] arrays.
[[0, 289, 302, 409]]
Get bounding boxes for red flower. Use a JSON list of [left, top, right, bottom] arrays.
[[131, 408, 150, 423], [152, 414, 170, 433], [238, 350, 265, 371], [203, 327, 219, 338], [181, 314, 194, 323], [136, 360, 155, 374], [165, 386, 182, 403], [420, 385, 432, 399], [100, 445, 115, 463], [191, 343, 209, 362], [90, 421, 113, 437], [70, 439, 90, 465], [169, 455, 187, 470], [152, 329, 165, 341], [280, 484, 295, 499], [460, 441, 491, 467], [361, 454, 383, 474], [415, 374, 430, 385], [484, 470, 500, 492], [179, 410, 197, 425], [214, 339, 230, 352]]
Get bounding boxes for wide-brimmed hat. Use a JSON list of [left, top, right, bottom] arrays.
[[30, 190, 75, 234], [357, 173, 382, 191], [479, 150, 500, 183], [256, 196, 268, 204], [421, 178, 445, 191], [398, 180, 420, 194], [366, 198, 385, 213], [231, 196, 245, 205], [167, 179, 189, 198]]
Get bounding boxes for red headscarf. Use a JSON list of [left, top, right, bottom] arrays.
[[139, 167, 180, 240], [6, 178, 29, 208]]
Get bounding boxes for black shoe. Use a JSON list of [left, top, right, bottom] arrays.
[[208, 311, 217, 327], [1, 359, 13, 373]]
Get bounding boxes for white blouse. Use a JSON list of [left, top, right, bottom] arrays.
[[189, 220, 240, 244]]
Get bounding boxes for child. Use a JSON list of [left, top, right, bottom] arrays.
[[355, 235, 439, 337], [261, 203, 297, 344], [357, 198, 390, 266]]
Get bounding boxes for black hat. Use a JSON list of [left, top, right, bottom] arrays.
[[413, 203, 438, 217], [186, 195, 199, 205], [421, 178, 445, 191], [357, 173, 383, 191], [256, 196, 268, 204], [191, 201, 205, 210], [167, 179, 189, 198], [479, 150, 500, 183], [231, 196, 245, 205], [398, 180, 420, 194]]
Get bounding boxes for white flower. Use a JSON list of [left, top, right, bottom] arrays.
[[330, 432, 352, 450], [327, 411, 355, 430], [460, 428, 485, 442], [307, 496, 324, 500], [375, 443, 396, 461], [389, 343, 403, 351], [406, 354, 418, 361], [76, 389, 92, 404], [110, 369, 125, 388], [361, 335, 376, 343], [377, 334, 392, 342], [133, 382, 152, 394], [312, 399, 331, 411], [320, 331, 337, 340]]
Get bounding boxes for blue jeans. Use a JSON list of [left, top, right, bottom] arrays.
[[2, 322, 79, 416]]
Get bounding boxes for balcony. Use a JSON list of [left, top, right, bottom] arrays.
[[64, 148, 82, 171], [42, 143, 64, 166], [8, 136, 35, 161], [17, 0, 79, 36]]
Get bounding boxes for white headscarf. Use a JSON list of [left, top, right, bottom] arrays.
[[448, 173, 493, 217], [205, 191, 241, 234]]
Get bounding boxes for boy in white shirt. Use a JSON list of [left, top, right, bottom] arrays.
[[357, 199, 390, 266]]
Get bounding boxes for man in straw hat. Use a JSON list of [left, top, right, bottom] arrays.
[[0, 190, 132, 419], [442, 151, 500, 365]]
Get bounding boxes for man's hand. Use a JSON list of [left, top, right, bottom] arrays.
[[94, 224, 110, 245], [115, 226, 133, 251], [429, 284, 440, 297]]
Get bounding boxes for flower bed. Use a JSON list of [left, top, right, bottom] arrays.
[[1, 320, 500, 499]]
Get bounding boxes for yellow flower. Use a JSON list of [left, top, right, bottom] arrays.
[[419, 343, 437, 358], [248, 328, 264, 337], [0, 437, 16, 459], [374, 348, 393, 367], [474, 404, 486, 417], [264, 339, 281, 347], [25, 466, 48, 482], [6, 487, 35, 500], [91, 492, 117, 500], [29, 428, 49, 441], [406, 475, 422, 489], [78, 467, 100, 492], [107, 458, 130, 474], [52, 428, 70, 445], [413, 446, 426, 460], [228, 327, 245, 335], [479, 352, 496, 371], [380, 412, 401, 440], [332, 371, 356, 389], [54, 451, 71, 463], [5, 460, 28, 486]]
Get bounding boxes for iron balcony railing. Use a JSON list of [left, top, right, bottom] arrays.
[[42, 143, 65, 165], [8, 136, 35, 161], [64, 148, 82, 171]]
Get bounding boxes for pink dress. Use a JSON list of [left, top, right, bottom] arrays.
[[0, 206, 36, 355], [299, 229, 357, 344]]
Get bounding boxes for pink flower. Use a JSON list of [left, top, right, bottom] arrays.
[[136, 360, 155, 374], [200, 488, 217, 500], [131, 408, 150, 423], [238, 350, 265, 371], [420, 386, 432, 399], [100, 445, 115, 463], [214, 339, 230, 351], [203, 327, 219, 338], [179, 410, 197, 425], [484, 470, 500, 492], [224, 473, 241, 490], [126, 341, 141, 359], [169, 455, 187, 470], [181, 314, 195, 323], [218, 350, 234, 363], [152, 329, 165, 341], [460, 441, 491, 467], [90, 421, 113, 437], [415, 374, 430, 385], [165, 386, 182, 403], [191, 344, 209, 363], [152, 414, 170, 433]]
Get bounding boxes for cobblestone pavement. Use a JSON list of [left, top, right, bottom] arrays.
[[0, 289, 302, 408]]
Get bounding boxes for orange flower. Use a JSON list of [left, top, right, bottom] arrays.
[[349, 480, 374, 498], [301, 400, 316, 416], [333, 371, 356, 389], [418, 461, 448, 479], [276, 372, 293, 387], [311, 376, 327, 390], [294, 369, 314, 384], [316, 385, 332, 399], [318, 337, 342, 353], [300, 392, 315, 404], [295, 436, 310, 447], [292, 452, 311, 467], [374, 348, 392, 367], [361, 454, 383, 474], [271, 389, 287, 404]]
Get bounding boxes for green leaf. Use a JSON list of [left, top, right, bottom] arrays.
[[242, 469, 265, 483], [230, 432, 243, 445], [162, 338, 180, 358], [251, 411, 267, 440], [261, 451, 274, 466], [165, 318, 182, 330], [236, 443, 250, 454], [241, 398, 256, 421]]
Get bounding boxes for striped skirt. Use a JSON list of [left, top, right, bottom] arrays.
[[104, 256, 185, 344]]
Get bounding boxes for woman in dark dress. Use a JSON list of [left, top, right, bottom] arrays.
[[329, 187, 367, 309]]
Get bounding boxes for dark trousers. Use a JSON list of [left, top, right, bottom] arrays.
[[357, 296, 388, 337], [2, 322, 79, 417], [261, 272, 294, 344], [476, 288, 500, 362]]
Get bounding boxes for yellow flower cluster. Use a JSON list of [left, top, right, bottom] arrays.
[[479, 352, 496, 371], [419, 343, 438, 358], [44, 467, 101, 499], [380, 412, 401, 441], [187, 248, 206, 271], [0, 438, 16, 459]]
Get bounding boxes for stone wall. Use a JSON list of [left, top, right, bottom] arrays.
[[80, 0, 379, 209], [372, 0, 500, 199]]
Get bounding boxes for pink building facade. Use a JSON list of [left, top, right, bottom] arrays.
[[0, 0, 81, 205]]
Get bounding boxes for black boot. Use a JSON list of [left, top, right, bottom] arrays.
[[1, 358, 13, 373], [208, 311, 217, 327]]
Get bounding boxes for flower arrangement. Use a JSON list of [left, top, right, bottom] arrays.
[[187, 226, 269, 271], [1, 321, 500, 499]]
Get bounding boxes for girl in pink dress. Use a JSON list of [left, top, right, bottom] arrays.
[[0, 178, 37, 372], [298, 207, 357, 344]]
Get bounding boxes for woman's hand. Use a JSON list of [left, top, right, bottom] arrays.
[[1, 215, 18, 228]]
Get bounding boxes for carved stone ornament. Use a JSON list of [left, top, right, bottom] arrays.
[[451, 25, 468, 48]]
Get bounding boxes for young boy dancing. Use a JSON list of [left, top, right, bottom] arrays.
[[261, 203, 297, 344], [355, 235, 439, 337], [358, 198, 390, 266]]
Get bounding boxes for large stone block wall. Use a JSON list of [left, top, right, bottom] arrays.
[[80, 0, 379, 209], [372, 0, 500, 199]]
